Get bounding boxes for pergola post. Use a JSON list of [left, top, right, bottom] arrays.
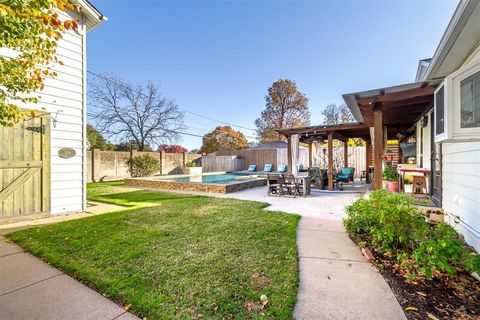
[[343, 141, 348, 168], [397, 143, 403, 164], [365, 139, 371, 183], [327, 131, 334, 191], [308, 143, 313, 168], [373, 102, 384, 190], [287, 135, 292, 173]]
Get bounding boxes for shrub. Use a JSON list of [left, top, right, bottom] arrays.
[[382, 165, 398, 182], [126, 155, 160, 177], [344, 190, 479, 280], [186, 161, 196, 167]]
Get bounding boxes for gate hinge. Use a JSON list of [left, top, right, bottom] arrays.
[[26, 125, 46, 134]]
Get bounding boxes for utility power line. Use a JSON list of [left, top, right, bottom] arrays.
[[87, 70, 256, 132]]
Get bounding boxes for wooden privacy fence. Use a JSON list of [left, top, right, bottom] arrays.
[[212, 148, 309, 172], [87, 149, 202, 182], [202, 155, 243, 172]]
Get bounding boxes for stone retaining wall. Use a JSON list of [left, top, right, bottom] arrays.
[[124, 177, 266, 194]]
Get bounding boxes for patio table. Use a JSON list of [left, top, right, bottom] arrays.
[[397, 167, 430, 193]]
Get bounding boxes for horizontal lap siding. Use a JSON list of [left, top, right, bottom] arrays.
[[442, 141, 480, 251], [0, 10, 87, 215]]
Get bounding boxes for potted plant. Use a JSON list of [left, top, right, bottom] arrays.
[[382, 165, 399, 192]]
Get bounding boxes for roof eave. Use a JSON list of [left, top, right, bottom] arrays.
[[73, 0, 107, 31], [423, 0, 478, 81], [342, 93, 365, 124]]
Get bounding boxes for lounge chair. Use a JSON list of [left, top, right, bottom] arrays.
[[267, 174, 281, 196], [280, 174, 302, 198], [247, 164, 257, 172], [336, 167, 355, 184], [277, 164, 287, 173], [263, 163, 273, 172]]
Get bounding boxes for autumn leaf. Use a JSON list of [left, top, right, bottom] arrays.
[[405, 306, 418, 311]]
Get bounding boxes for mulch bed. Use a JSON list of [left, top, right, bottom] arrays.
[[351, 235, 480, 320]]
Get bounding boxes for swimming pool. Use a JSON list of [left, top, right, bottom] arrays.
[[125, 171, 267, 193]]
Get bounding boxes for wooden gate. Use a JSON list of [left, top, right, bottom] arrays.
[[0, 114, 50, 223]]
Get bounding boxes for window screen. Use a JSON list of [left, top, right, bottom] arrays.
[[460, 71, 480, 128], [435, 86, 445, 135]]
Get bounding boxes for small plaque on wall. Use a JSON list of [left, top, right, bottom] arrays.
[[58, 147, 76, 159]]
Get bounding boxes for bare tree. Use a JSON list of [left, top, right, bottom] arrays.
[[322, 103, 355, 125], [89, 73, 185, 151]]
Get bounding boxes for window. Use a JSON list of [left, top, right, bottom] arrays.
[[460, 70, 480, 128], [435, 86, 445, 134]]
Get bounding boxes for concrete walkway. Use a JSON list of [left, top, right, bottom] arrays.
[[0, 237, 139, 320], [0, 201, 125, 235]]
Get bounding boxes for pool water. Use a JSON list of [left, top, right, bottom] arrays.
[[161, 172, 257, 184]]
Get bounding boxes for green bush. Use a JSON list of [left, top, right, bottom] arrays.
[[344, 190, 479, 279], [382, 165, 398, 182], [185, 161, 196, 167], [126, 155, 160, 177]]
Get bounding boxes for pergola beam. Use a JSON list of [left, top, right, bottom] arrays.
[[355, 86, 436, 105]]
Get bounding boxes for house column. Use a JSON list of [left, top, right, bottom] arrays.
[[343, 141, 348, 168], [287, 135, 292, 173], [327, 131, 334, 191], [308, 142, 313, 167], [365, 139, 371, 183], [373, 102, 384, 190]]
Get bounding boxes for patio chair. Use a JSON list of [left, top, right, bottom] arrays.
[[263, 163, 273, 172], [277, 164, 287, 173], [267, 174, 281, 196], [336, 167, 355, 184], [280, 174, 302, 198], [247, 164, 257, 172]]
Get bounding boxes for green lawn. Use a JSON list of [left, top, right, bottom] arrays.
[[7, 182, 300, 319]]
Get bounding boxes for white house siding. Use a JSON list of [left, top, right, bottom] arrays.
[[0, 10, 88, 215], [442, 141, 480, 251]]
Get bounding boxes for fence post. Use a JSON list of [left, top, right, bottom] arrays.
[[182, 152, 187, 166], [92, 149, 101, 182], [160, 151, 166, 174]]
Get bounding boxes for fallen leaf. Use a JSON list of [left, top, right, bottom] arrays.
[[405, 306, 418, 311], [123, 304, 132, 311], [427, 313, 439, 320]]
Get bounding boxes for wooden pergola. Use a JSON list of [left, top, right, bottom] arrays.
[[277, 81, 437, 191]]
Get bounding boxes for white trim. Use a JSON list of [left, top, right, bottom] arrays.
[[81, 13, 87, 211]]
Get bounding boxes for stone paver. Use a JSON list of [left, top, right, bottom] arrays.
[[0, 237, 139, 320]]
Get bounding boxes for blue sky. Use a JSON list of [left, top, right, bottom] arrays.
[[87, 0, 458, 150]]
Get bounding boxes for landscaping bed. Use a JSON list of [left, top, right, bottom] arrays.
[[7, 182, 300, 319], [345, 190, 480, 320]]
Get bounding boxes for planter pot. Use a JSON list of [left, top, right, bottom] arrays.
[[186, 167, 202, 175], [386, 181, 399, 192], [382, 180, 388, 190]]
